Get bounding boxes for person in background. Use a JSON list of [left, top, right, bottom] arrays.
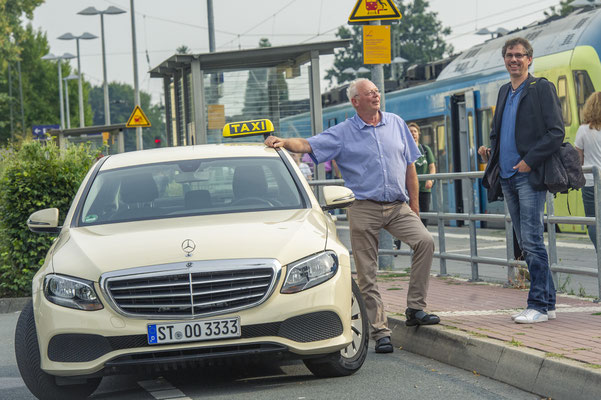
[[302, 154, 341, 179], [265, 78, 439, 354], [574, 91, 601, 251], [395, 123, 436, 250], [291, 152, 313, 180]]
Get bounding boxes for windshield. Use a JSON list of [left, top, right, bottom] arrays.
[[78, 156, 306, 226]]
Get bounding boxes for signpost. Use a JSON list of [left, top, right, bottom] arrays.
[[348, 0, 402, 269], [32, 125, 60, 140]]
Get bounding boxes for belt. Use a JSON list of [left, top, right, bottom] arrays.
[[364, 199, 404, 205]]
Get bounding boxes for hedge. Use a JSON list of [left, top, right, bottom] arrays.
[[0, 141, 99, 297]]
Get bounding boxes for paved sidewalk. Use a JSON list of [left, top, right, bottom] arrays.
[[376, 272, 601, 399]]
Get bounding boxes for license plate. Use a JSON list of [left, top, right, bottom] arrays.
[[147, 317, 240, 345]]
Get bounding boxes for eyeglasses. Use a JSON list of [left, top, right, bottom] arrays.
[[355, 89, 380, 97], [504, 53, 529, 60]]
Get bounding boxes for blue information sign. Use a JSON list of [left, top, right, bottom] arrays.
[[32, 125, 60, 140]]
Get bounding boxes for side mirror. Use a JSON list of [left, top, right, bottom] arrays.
[[27, 208, 61, 234], [321, 186, 354, 211]]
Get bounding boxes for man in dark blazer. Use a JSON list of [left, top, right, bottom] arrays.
[[478, 37, 564, 324]]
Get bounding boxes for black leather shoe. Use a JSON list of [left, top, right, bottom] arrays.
[[405, 308, 440, 327], [375, 336, 393, 353]]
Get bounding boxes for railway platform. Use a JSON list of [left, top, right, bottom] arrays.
[[377, 272, 601, 399]]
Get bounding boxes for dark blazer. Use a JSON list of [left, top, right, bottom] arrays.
[[482, 74, 565, 200]]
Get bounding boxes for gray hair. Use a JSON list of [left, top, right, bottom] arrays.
[[347, 78, 371, 101]]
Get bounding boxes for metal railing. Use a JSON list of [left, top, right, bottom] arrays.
[[310, 166, 601, 299]]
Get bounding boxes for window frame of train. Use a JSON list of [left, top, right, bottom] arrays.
[[573, 70, 595, 124], [557, 75, 572, 127]]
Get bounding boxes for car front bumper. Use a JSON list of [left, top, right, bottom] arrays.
[[34, 266, 353, 377]]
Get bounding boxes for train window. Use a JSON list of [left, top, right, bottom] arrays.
[[573, 70, 595, 124], [557, 76, 572, 126], [436, 125, 447, 173], [327, 118, 338, 128]]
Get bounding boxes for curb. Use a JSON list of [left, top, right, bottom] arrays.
[[0, 297, 30, 314], [389, 316, 601, 400]]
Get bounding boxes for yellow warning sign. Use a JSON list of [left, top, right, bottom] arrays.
[[348, 0, 402, 23], [126, 105, 151, 128], [363, 25, 391, 64]]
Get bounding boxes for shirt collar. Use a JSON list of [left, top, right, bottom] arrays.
[[352, 111, 386, 129]]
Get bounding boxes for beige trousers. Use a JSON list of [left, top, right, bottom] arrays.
[[348, 200, 435, 340]]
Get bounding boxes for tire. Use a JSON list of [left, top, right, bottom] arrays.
[[14, 301, 102, 400], [303, 279, 369, 377]]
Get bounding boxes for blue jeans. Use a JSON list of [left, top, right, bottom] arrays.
[[582, 186, 598, 251], [500, 173, 555, 313]]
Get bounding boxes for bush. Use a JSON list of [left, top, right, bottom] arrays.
[[0, 141, 99, 297]]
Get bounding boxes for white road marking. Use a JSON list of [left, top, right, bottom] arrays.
[[138, 378, 191, 400]]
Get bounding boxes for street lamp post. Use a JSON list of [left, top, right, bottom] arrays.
[[63, 74, 79, 129], [58, 32, 97, 128], [78, 6, 126, 126], [41, 52, 76, 129]]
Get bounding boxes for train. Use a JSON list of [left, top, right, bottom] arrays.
[[278, 6, 601, 232]]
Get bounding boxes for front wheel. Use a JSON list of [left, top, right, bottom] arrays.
[[14, 301, 102, 400], [303, 279, 369, 377]]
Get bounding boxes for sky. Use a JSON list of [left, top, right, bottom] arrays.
[[30, 0, 563, 105]]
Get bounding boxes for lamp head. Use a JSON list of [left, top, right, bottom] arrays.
[[104, 6, 126, 15], [78, 6, 100, 15], [58, 33, 76, 40], [80, 32, 98, 40], [41, 53, 57, 60]]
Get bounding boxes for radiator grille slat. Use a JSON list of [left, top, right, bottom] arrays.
[[105, 265, 276, 318]]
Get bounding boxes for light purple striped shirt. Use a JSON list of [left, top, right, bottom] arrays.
[[307, 112, 421, 202]]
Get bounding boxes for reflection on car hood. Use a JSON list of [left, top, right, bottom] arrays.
[[52, 209, 328, 280]]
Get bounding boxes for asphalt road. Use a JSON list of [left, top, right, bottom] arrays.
[[335, 223, 600, 298], [0, 311, 536, 400]]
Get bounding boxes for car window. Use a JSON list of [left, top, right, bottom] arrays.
[[78, 157, 305, 226]]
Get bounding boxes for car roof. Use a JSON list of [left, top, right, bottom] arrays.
[[100, 143, 280, 170]]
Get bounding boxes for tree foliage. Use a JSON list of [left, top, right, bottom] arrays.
[[544, 0, 576, 17], [0, 140, 99, 296], [0, 19, 95, 143], [0, 0, 44, 63], [325, 0, 453, 86]]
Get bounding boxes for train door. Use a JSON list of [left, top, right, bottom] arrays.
[[448, 90, 481, 226]]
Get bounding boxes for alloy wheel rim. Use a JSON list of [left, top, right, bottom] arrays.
[[340, 292, 363, 358]]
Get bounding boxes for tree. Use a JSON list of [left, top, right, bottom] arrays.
[[325, 0, 453, 86], [0, 0, 43, 63], [176, 45, 190, 54], [544, 0, 575, 17], [0, 23, 91, 143]]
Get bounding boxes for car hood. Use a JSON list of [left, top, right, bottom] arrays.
[[52, 209, 329, 281]]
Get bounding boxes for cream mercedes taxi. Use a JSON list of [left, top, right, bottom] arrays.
[[15, 120, 367, 400]]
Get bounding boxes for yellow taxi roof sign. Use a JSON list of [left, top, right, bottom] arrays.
[[223, 119, 274, 138], [348, 0, 402, 24], [126, 105, 151, 128]]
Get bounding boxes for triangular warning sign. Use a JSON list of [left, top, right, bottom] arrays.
[[348, 0, 402, 24], [126, 105, 151, 128]]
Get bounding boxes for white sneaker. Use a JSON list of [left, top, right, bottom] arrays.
[[514, 309, 549, 324], [511, 309, 527, 321], [548, 310, 556, 320]]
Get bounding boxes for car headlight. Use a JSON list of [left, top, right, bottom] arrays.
[[281, 251, 338, 294], [44, 274, 103, 311]]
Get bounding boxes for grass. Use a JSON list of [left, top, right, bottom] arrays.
[[592, 312, 601, 316], [378, 272, 409, 280], [509, 337, 522, 347], [467, 331, 488, 338], [386, 287, 403, 291], [514, 332, 526, 336], [545, 352, 566, 359], [574, 348, 593, 351]]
